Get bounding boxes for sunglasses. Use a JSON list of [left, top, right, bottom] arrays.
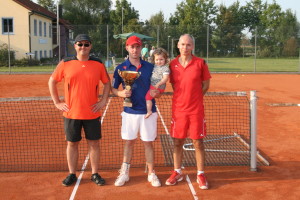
[[76, 43, 90, 47]]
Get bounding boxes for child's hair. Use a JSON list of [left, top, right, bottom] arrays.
[[150, 48, 169, 65]]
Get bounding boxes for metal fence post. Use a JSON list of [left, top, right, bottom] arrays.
[[157, 25, 160, 48], [254, 26, 257, 72], [171, 38, 174, 58], [298, 45, 300, 73], [107, 24, 109, 67], [7, 23, 11, 74], [56, 1, 60, 61], [207, 24, 209, 63], [250, 90, 258, 171]]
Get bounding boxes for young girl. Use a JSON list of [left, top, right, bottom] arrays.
[[145, 48, 170, 119]]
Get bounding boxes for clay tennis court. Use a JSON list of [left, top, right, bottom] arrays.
[[0, 73, 300, 200]]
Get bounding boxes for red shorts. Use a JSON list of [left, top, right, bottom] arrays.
[[171, 112, 206, 139], [145, 85, 165, 100]]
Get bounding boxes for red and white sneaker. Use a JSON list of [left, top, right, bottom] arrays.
[[197, 173, 208, 189], [165, 171, 184, 186]]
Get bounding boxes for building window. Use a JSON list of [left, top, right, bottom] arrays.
[[2, 18, 14, 34], [34, 51, 38, 59], [40, 50, 42, 59], [49, 23, 52, 38], [44, 50, 47, 58], [34, 19, 37, 36], [49, 50, 52, 58], [44, 22, 47, 37], [39, 21, 42, 36]]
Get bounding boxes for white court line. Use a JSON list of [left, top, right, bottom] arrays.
[[186, 175, 199, 200], [69, 154, 90, 200], [156, 105, 170, 135], [69, 97, 112, 200], [267, 103, 300, 107], [101, 97, 112, 124], [234, 132, 270, 166]]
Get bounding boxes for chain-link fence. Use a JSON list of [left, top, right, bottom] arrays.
[[1, 24, 299, 73]]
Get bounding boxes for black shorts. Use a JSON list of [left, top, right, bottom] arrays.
[[64, 117, 101, 142]]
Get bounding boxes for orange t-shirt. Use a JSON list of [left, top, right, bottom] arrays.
[[52, 57, 109, 119]]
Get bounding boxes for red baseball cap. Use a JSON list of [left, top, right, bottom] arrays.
[[126, 36, 142, 46]]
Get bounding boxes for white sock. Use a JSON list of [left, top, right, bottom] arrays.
[[175, 169, 182, 174], [122, 162, 130, 170], [197, 170, 204, 175]]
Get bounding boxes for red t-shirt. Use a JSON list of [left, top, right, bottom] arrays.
[[170, 55, 211, 115], [52, 57, 109, 119]]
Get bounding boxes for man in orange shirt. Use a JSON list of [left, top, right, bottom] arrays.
[[165, 34, 211, 189], [48, 34, 111, 186]]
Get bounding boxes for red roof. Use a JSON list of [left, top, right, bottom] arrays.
[[12, 0, 72, 28], [13, 0, 56, 19]]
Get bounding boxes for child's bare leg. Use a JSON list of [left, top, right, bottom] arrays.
[[145, 100, 153, 119]]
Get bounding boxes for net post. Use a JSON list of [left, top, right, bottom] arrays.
[[250, 90, 258, 171]]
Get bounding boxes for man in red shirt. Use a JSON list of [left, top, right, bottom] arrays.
[[48, 34, 111, 187], [165, 34, 211, 189]]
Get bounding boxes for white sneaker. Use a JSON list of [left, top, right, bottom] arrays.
[[148, 173, 161, 187], [114, 163, 130, 187], [115, 173, 129, 186]]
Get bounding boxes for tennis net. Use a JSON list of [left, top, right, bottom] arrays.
[[0, 91, 268, 172]]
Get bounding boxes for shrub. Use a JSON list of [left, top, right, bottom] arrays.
[[0, 44, 15, 66], [13, 58, 40, 67]]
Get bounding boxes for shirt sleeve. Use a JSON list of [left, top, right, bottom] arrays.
[[163, 65, 170, 75], [99, 64, 110, 84], [51, 61, 64, 82], [112, 67, 123, 89]]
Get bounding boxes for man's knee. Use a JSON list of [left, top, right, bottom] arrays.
[[88, 140, 99, 148], [67, 141, 79, 147], [173, 138, 185, 148], [192, 139, 204, 150]]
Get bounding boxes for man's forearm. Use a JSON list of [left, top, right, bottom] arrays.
[[48, 77, 60, 104], [202, 80, 210, 95], [101, 82, 111, 102]]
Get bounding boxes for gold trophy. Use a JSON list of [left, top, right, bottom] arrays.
[[118, 70, 141, 107]]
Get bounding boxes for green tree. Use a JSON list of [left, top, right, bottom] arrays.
[[276, 9, 299, 56], [211, 2, 244, 56], [282, 37, 298, 56], [169, 0, 218, 56], [59, 0, 112, 58], [60, 0, 111, 25], [240, 0, 266, 30], [110, 0, 140, 33], [256, 2, 298, 57], [143, 11, 167, 48], [37, 0, 56, 13], [110, 0, 141, 57], [240, 0, 299, 57]]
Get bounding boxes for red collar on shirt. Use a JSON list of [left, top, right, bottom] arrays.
[[136, 64, 142, 71]]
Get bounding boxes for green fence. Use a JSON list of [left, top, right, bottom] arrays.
[[1, 25, 299, 73]]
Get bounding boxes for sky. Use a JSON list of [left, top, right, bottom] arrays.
[[113, 0, 300, 22]]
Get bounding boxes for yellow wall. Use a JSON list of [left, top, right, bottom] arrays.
[[0, 0, 53, 60]]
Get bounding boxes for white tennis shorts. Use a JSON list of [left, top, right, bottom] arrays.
[[121, 111, 158, 141]]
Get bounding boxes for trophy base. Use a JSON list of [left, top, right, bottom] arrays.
[[123, 102, 132, 107]]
